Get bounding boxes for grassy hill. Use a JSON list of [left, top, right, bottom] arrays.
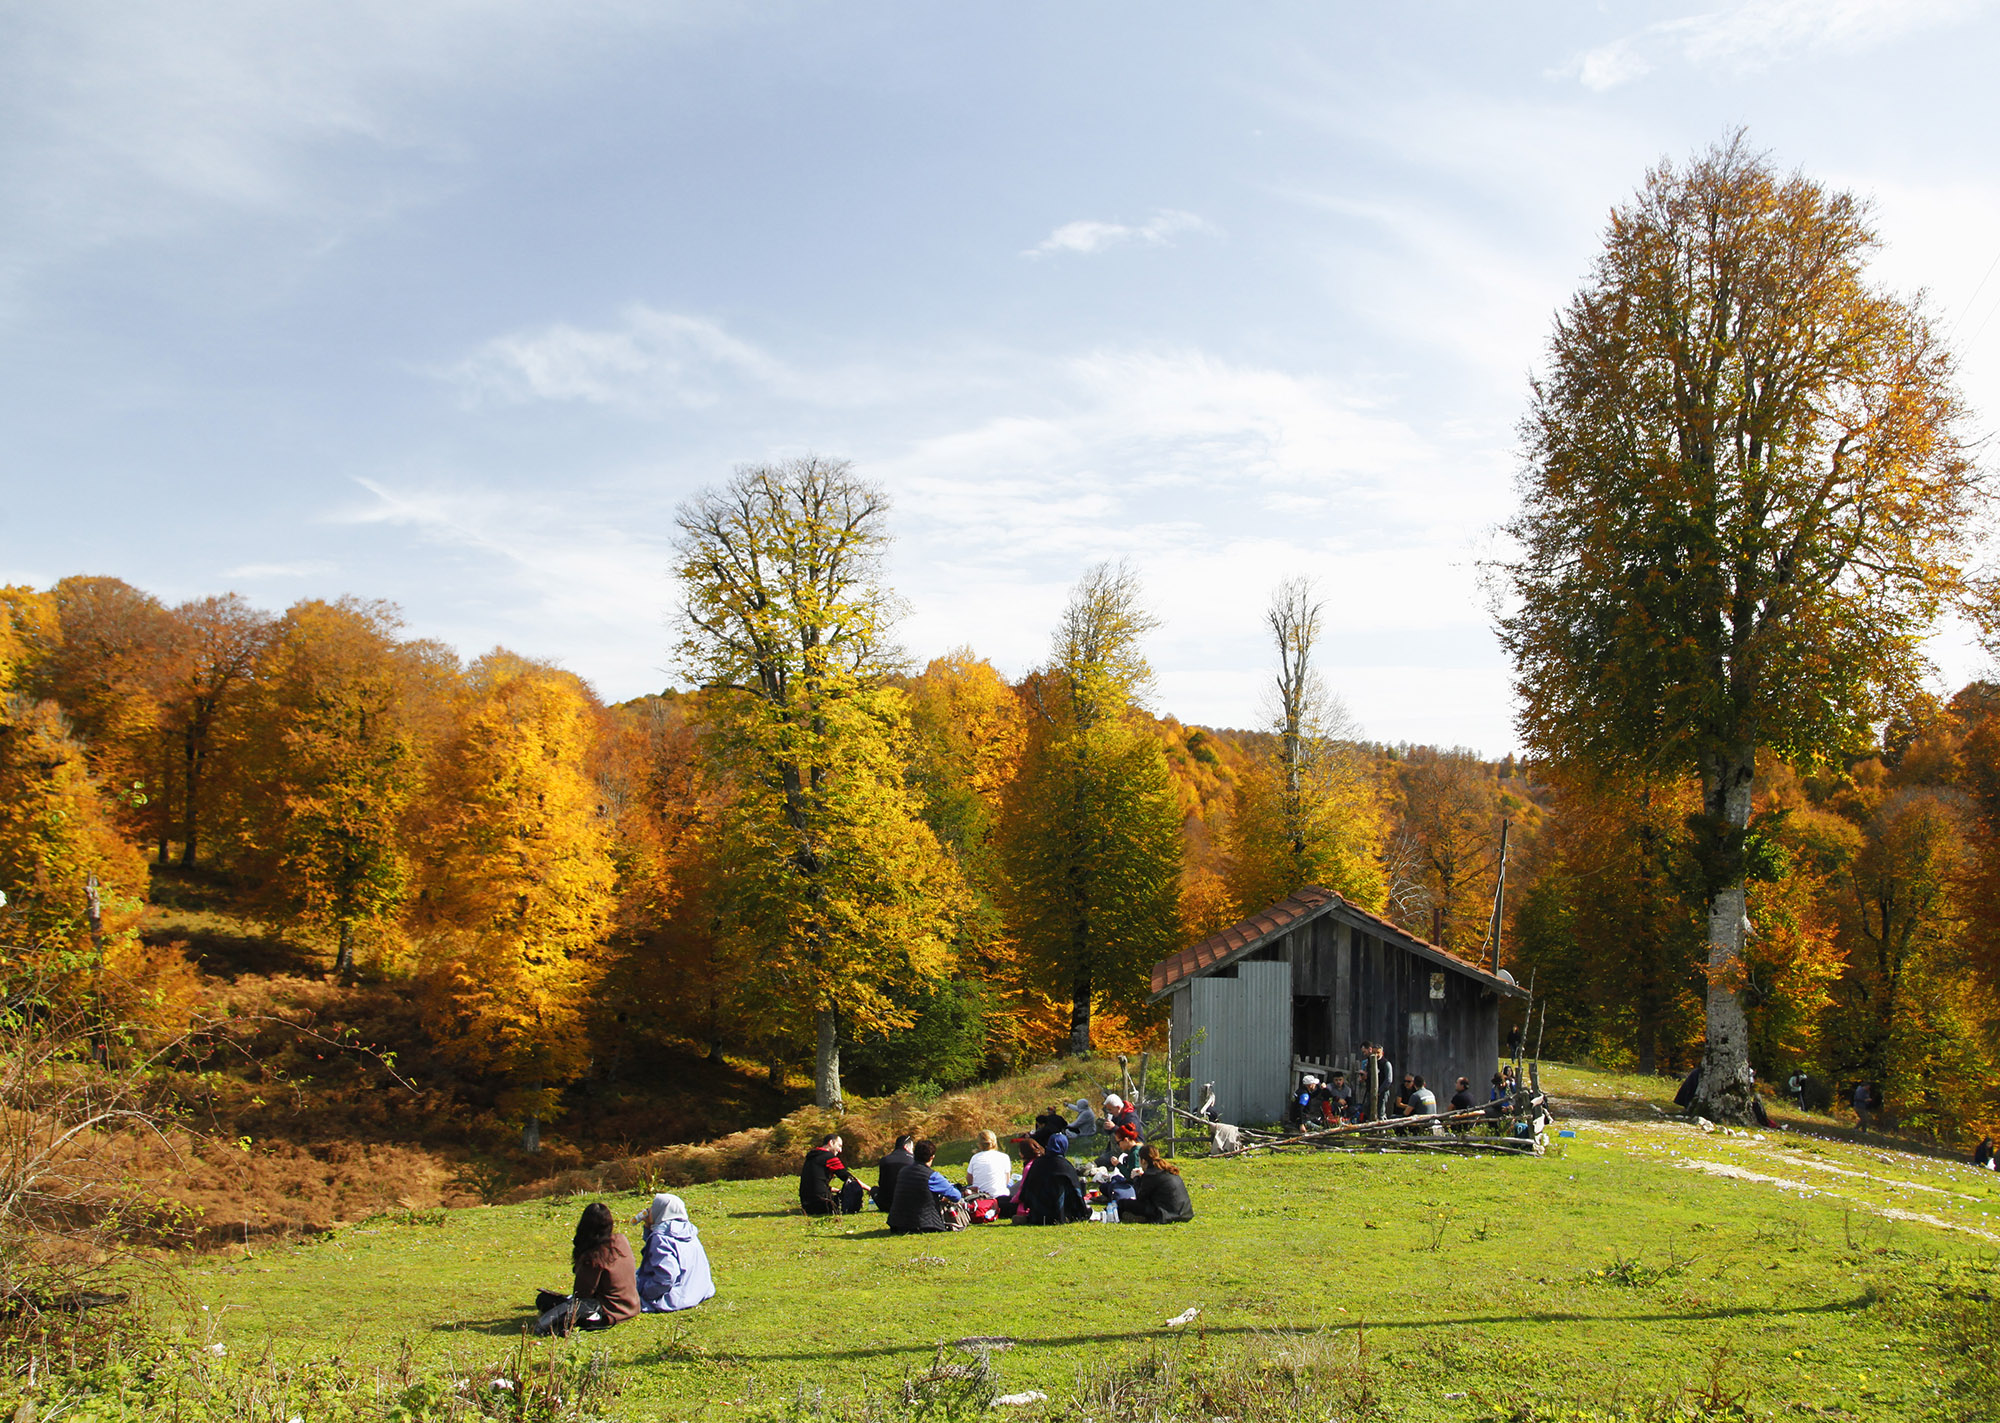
[[62, 1065, 1995, 1423]]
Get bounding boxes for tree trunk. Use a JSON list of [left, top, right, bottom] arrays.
[[523, 1082, 542, 1153], [334, 921, 355, 981], [179, 726, 202, 869], [814, 1008, 843, 1110], [1695, 747, 1758, 1125], [1067, 971, 1092, 1056]]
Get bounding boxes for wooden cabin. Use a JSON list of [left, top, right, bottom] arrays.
[[1150, 886, 1529, 1125]]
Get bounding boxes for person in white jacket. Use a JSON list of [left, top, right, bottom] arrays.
[[633, 1193, 715, 1314]]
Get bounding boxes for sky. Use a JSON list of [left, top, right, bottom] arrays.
[[4, 0, 2000, 755]]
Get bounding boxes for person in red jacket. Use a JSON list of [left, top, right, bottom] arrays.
[[533, 1202, 640, 1336], [798, 1133, 866, 1215]]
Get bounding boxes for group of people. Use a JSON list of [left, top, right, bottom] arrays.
[[1289, 1046, 1502, 1130], [530, 1192, 716, 1336], [794, 1091, 1193, 1234]]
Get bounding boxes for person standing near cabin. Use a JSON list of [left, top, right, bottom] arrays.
[[1376, 1046, 1397, 1120]]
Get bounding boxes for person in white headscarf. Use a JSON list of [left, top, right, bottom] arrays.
[[633, 1193, 715, 1313]]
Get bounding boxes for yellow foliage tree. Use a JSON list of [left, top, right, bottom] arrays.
[[675, 458, 961, 1108], [412, 655, 617, 1148], [0, 695, 148, 984], [230, 599, 418, 979]]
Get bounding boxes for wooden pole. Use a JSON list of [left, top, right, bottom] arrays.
[[86, 873, 106, 1063], [1487, 818, 1511, 974], [1165, 1022, 1176, 1159], [1135, 1050, 1151, 1140]]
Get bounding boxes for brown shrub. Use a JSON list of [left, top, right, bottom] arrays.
[[512, 1057, 1126, 1202]]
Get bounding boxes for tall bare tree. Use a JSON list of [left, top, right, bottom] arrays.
[[1225, 577, 1386, 912]]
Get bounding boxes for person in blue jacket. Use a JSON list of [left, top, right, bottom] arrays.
[[634, 1193, 715, 1313]]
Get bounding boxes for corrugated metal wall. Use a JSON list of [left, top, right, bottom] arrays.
[[1189, 960, 1292, 1124]]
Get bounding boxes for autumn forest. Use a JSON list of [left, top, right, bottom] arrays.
[[5, 138, 2000, 1226]]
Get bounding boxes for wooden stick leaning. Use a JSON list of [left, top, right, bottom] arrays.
[[1167, 1096, 1549, 1157]]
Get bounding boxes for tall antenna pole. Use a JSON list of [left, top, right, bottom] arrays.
[[1487, 819, 1510, 974]]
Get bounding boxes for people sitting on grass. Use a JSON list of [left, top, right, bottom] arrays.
[[1097, 1123, 1141, 1175], [1000, 1135, 1044, 1218], [871, 1133, 917, 1212], [634, 1193, 715, 1314], [1394, 1073, 1417, 1121], [966, 1130, 1013, 1199], [1019, 1131, 1089, 1224], [1973, 1136, 1995, 1170], [1068, 1099, 1099, 1138], [1103, 1093, 1138, 1137], [1324, 1072, 1354, 1123], [798, 1132, 865, 1216], [1033, 1104, 1071, 1145], [533, 1202, 640, 1336], [1449, 1077, 1475, 1134], [1290, 1075, 1319, 1126], [887, 1140, 968, 1234], [1123, 1143, 1194, 1224]]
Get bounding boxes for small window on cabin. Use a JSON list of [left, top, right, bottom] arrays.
[[1409, 1010, 1437, 1039], [1430, 972, 1446, 1001], [1211, 964, 1239, 979]]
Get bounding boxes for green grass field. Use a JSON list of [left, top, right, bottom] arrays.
[[151, 1065, 1999, 1422]]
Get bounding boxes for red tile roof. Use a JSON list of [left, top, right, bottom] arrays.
[[1149, 886, 1337, 996], [1148, 885, 1526, 999]]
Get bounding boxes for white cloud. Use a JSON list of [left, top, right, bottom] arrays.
[[1560, 0, 1990, 92], [1023, 208, 1216, 258], [0, 1, 705, 304], [443, 308, 791, 410]]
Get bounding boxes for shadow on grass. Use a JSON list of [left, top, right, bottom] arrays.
[[692, 1292, 1876, 1364], [438, 1314, 535, 1338]]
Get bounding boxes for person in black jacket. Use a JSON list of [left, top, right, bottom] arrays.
[[871, 1134, 916, 1212], [1123, 1144, 1193, 1224], [887, 1140, 965, 1234], [798, 1133, 864, 1216], [1033, 1106, 1071, 1145], [1019, 1132, 1087, 1224]]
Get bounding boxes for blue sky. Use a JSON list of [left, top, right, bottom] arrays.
[[5, 1, 1999, 753]]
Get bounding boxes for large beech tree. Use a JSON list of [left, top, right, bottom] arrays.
[[675, 457, 959, 1110], [998, 562, 1182, 1055], [1498, 136, 1982, 1123]]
